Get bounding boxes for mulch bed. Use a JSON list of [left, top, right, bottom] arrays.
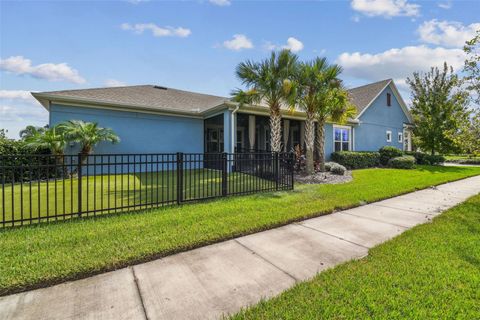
[[294, 171, 353, 185]]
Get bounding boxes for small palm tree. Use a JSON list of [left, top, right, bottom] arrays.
[[59, 120, 120, 164], [232, 50, 298, 152], [294, 57, 355, 173], [24, 126, 66, 156]]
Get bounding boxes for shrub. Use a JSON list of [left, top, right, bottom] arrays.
[[330, 163, 347, 175], [379, 146, 403, 165], [0, 135, 53, 183], [324, 162, 336, 172], [331, 151, 380, 169], [388, 155, 416, 169], [406, 152, 445, 165]]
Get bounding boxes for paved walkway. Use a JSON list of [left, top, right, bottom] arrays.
[[2, 175, 480, 320]]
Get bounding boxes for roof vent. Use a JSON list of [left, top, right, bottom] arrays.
[[153, 85, 168, 90]]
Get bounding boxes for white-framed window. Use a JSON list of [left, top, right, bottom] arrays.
[[386, 130, 392, 142], [398, 132, 403, 143], [334, 126, 351, 152]]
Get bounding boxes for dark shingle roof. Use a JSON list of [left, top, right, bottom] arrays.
[[33, 85, 228, 114], [347, 79, 392, 115], [34, 80, 395, 118]]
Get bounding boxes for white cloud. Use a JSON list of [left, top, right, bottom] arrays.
[[126, 0, 149, 4], [222, 34, 253, 51], [209, 0, 231, 6], [263, 37, 304, 53], [337, 45, 465, 92], [121, 23, 191, 38], [418, 20, 480, 48], [350, 0, 420, 18], [0, 56, 86, 84], [282, 37, 304, 53], [0, 90, 36, 102], [104, 79, 127, 87], [438, 1, 452, 9], [0, 89, 47, 139]]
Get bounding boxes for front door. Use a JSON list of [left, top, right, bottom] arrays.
[[205, 127, 224, 153]]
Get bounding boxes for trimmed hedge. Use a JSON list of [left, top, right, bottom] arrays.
[[379, 146, 403, 165], [388, 155, 416, 169], [405, 152, 445, 165], [331, 151, 380, 169]]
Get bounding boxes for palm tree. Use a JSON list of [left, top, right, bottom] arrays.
[[294, 58, 355, 173], [232, 50, 298, 152], [59, 120, 120, 164], [316, 85, 356, 172], [24, 126, 66, 156], [19, 125, 46, 140]]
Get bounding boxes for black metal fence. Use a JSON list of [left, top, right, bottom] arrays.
[[0, 152, 294, 227]]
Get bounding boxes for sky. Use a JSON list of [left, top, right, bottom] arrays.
[[1, 0, 479, 138]]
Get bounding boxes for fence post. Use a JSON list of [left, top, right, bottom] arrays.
[[274, 152, 279, 191], [77, 153, 82, 217], [222, 152, 227, 197], [290, 152, 295, 190], [176, 152, 184, 204]]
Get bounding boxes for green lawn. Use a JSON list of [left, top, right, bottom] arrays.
[[1, 169, 273, 226], [445, 155, 480, 164], [231, 194, 480, 319], [0, 165, 479, 296]]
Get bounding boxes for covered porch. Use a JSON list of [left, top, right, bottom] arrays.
[[204, 111, 307, 154]]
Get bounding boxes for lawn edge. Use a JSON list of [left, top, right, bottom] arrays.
[[1, 172, 479, 297]]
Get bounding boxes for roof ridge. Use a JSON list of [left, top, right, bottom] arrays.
[[348, 79, 392, 91]]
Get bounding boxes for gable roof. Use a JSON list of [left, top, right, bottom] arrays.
[[347, 79, 413, 123], [347, 79, 391, 115], [32, 85, 228, 115]]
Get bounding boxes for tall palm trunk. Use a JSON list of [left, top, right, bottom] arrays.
[[304, 110, 315, 174], [270, 104, 282, 152], [316, 118, 326, 172]]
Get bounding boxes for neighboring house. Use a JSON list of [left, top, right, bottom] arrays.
[[32, 79, 413, 158]]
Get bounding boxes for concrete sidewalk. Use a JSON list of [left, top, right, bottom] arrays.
[[1, 175, 479, 320]]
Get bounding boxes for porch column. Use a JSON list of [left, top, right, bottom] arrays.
[[283, 119, 290, 152], [248, 115, 256, 151], [223, 110, 234, 154], [300, 121, 305, 151]]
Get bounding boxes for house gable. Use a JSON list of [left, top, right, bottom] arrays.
[[353, 82, 411, 152]]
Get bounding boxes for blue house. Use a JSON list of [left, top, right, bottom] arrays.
[[32, 79, 413, 158]]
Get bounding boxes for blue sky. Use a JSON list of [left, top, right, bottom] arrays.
[[1, 0, 479, 138]]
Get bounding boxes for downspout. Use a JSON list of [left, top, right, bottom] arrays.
[[231, 105, 240, 153]]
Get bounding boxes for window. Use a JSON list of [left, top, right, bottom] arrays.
[[334, 127, 351, 152], [387, 93, 391, 106], [386, 130, 392, 142], [398, 132, 403, 143]]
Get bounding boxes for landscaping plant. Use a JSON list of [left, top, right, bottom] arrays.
[[388, 155, 416, 169], [379, 146, 403, 165], [232, 50, 298, 153]]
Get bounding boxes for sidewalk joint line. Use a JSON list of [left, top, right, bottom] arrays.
[[338, 212, 410, 229], [131, 267, 150, 320], [370, 203, 441, 215], [294, 223, 370, 249], [233, 239, 300, 283]]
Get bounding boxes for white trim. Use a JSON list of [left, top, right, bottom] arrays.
[[386, 130, 392, 142], [333, 125, 352, 152], [398, 131, 403, 143]]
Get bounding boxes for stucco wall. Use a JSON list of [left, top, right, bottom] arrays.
[[354, 86, 409, 152], [50, 104, 204, 154]]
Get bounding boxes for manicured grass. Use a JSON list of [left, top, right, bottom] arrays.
[[0, 165, 479, 295], [1, 169, 271, 225], [231, 193, 480, 319]]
